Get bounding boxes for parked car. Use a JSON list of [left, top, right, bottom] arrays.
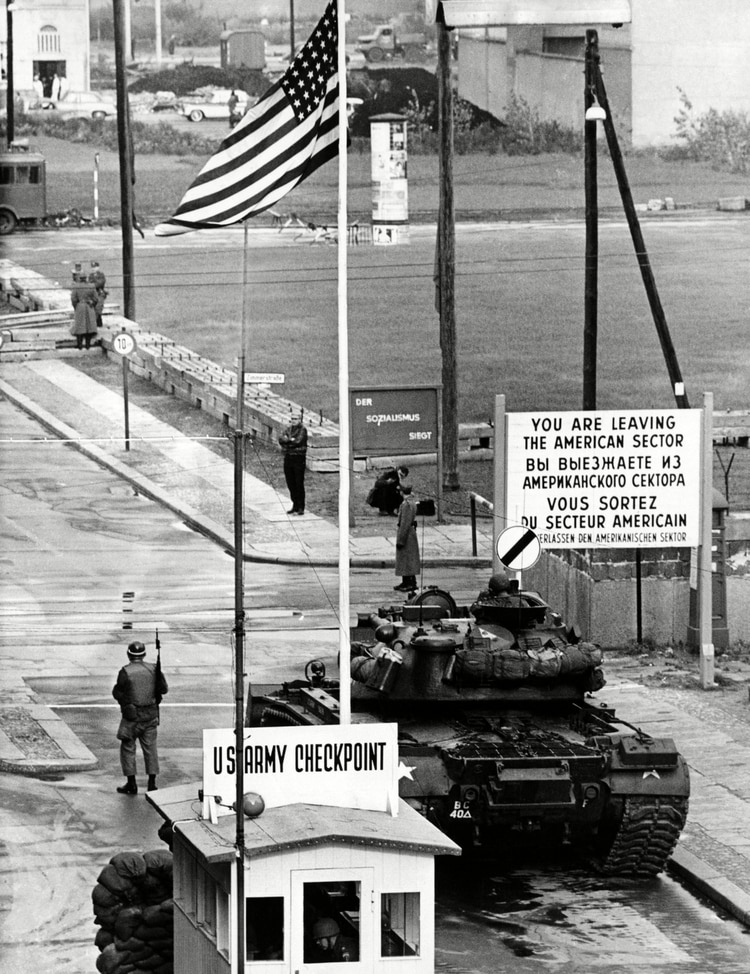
[[175, 88, 252, 123], [41, 91, 117, 120]]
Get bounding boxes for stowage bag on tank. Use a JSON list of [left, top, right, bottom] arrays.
[[558, 641, 602, 674], [527, 646, 563, 678], [491, 648, 531, 681]]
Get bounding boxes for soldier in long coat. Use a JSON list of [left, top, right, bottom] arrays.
[[394, 486, 420, 592], [69, 267, 98, 349]]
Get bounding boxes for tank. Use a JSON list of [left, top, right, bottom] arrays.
[[249, 574, 689, 877]]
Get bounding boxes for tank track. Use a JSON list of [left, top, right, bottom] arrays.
[[598, 795, 689, 877], [258, 704, 307, 727]]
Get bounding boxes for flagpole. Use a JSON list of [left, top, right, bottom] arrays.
[[234, 220, 249, 971], [336, 0, 351, 725]]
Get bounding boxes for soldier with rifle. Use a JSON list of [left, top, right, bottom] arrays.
[[112, 635, 168, 795]]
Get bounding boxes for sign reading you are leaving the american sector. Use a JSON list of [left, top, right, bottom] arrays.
[[505, 409, 702, 549]]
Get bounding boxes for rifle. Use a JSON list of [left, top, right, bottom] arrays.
[[154, 629, 164, 706]]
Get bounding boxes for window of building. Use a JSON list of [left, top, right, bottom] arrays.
[[38, 26, 62, 55], [381, 892, 420, 957], [197, 868, 217, 937], [246, 896, 284, 962], [216, 886, 230, 959], [303, 880, 360, 964], [174, 844, 198, 919]]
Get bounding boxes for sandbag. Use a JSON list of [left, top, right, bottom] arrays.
[[96, 944, 121, 974], [111, 852, 148, 881], [144, 849, 173, 880], [98, 863, 138, 898], [115, 906, 143, 941], [92, 884, 120, 909], [135, 924, 171, 942], [95, 928, 114, 950]]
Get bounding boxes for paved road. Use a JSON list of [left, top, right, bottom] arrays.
[[3, 398, 750, 972]]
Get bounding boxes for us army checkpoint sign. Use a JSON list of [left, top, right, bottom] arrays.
[[505, 409, 702, 548], [203, 723, 399, 817]]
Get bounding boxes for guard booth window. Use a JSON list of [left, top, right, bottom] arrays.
[[303, 880, 361, 963], [246, 896, 284, 961], [381, 892, 420, 957], [0, 165, 41, 185]]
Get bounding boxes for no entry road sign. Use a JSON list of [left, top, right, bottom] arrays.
[[496, 525, 541, 571]]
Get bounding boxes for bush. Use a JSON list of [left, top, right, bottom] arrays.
[[499, 95, 581, 156], [663, 88, 750, 174]]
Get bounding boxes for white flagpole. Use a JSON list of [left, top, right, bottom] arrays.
[[336, 0, 351, 725]]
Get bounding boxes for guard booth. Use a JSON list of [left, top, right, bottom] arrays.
[[147, 724, 460, 974], [0, 141, 47, 235]]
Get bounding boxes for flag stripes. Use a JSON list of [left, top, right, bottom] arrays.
[[155, 2, 339, 236]]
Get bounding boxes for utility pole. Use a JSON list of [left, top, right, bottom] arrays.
[[289, 0, 296, 60], [113, 0, 136, 320], [583, 30, 599, 411], [436, 16, 459, 491], [5, 0, 14, 146]]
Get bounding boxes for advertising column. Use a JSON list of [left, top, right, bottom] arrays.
[[370, 113, 409, 245]]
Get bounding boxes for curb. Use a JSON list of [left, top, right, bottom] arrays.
[[668, 846, 750, 927], [0, 377, 491, 570]]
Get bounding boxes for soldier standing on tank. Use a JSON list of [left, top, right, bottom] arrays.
[[112, 641, 168, 795]]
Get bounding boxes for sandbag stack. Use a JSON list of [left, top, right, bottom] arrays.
[[92, 849, 174, 974]]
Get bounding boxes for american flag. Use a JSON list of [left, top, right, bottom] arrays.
[[155, 2, 339, 236]]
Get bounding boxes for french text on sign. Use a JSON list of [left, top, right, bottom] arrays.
[[496, 525, 541, 570]]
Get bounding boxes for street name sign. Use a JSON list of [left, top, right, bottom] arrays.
[[505, 408, 702, 548], [244, 372, 285, 384], [203, 723, 399, 816]]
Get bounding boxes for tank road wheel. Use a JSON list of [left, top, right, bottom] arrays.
[[189, 109, 205, 122], [0, 209, 18, 235], [366, 47, 385, 62], [258, 704, 305, 728]]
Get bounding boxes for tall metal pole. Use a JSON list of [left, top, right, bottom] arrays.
[[289, 0, 296, 60], [5, 0, 14, 146], [154, 0, 163, 67], [583, 30, 599, 411], [233, 222, 250, 972], [113, 0, 136, 320], [437, 16, 459, 491]]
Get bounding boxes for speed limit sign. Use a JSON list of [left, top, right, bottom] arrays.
[[113, 332, 137, 356]]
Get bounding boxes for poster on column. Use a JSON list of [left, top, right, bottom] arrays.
[[505, 409, 702, 548]]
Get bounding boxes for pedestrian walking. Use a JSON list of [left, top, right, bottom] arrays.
[[69, 265, 98, 350], [394, 485, 420, 592], [88, 261, 108, 328], [367, 465, 408, 515], [228, 89, 241, 129], [112, 640, 168, 795], [279, 411, 308, 515]]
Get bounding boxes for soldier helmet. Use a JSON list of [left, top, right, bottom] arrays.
[[312, 918, 340, 940], [127, 641, 146, 658], [488, 570, 511, 594]]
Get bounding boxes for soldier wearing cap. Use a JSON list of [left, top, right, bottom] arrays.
[[278, 410, 308, 515], [112, 641, 168, 795]]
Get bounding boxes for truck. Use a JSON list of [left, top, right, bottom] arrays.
[[219, 29, 265, 71], [0, 144, 46, 235], [355, 24, 430, 63]]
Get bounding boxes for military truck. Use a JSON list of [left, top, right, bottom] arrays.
[[249, 576, 689, 877], [355, 24, 430, 62]]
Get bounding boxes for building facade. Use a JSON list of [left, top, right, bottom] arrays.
[[455, 0, 750, 147], [1, 0, 90, 105]]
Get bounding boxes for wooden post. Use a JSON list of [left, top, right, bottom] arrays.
[[437, 18, 459, 491], [113, 0, 136, 321]]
